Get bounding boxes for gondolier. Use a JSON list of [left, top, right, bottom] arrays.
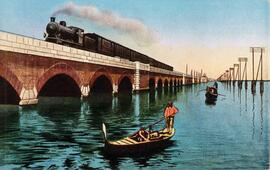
[[214, 82, 218, 89], [164, 101, 179, 130]]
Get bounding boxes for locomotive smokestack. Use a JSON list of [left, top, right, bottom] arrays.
[[50, 17, 56, 22]]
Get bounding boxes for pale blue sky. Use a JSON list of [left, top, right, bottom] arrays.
[[0, 0, 268, 78]]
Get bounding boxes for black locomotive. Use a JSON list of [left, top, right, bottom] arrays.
[[45, 17, 173, 71]]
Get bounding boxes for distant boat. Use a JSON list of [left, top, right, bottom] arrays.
[[205, 86, 218, 100], [101, 122, 175, 156]]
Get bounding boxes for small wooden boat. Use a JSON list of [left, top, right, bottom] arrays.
[[205, 86, 218, 100], [101, 122, 175, 156]]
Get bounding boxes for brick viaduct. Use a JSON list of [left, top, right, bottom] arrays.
[[0, 31, 198, 105]]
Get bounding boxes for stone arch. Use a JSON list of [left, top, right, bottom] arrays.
[[90, 68, 113, 87], [38, 74, 81, 97], [148, 77, 156, 91], [174, 79, 177, 87], [0, 76, 21, 104], [169, 79, 173, 86], [118, 76, 133, 93], [90, 75, 113, 93], [0, 62, 22, 96], [157, 78, 163, 91], [37, 62, 81, 93], [164, 79, 169, 91], [169, 79, 173, 91], [118, 74, 133, 86]]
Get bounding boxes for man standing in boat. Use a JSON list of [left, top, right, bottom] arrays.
[[214, 81, 218, 89], [164, 101, 179, 130]]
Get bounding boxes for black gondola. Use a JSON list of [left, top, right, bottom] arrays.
[[205, 86, 218, 100], [101, 120, 175, 156]]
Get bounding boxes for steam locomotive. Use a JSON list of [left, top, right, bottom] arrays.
[[45, 17, 173, 71]]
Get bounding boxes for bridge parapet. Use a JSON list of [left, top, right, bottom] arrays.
[[150, 67, 184, 77], [0, 31, 136, 70]]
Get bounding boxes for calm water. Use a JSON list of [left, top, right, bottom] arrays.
[[0, 82, 269, 169]]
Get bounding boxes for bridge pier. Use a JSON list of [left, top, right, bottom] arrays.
[[19, 87, 38, 105], [182, 75, 186, 85], [113, 84, 118, 94], [81, 85, 90, 97], [133, 62, 140, 92], [133, 61, 150, 92]]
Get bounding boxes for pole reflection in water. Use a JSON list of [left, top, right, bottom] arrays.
[[239, 86, 242, 116], [233, 84, 236, 102], [134, 94, 140, 117], [245, 88, 248, 112], [149, 91, 156, 104], [0, 82, 269, 169], [112, 96, 118, 113], [260, 93, 263, 137], [229, 82, 232, 94], [252, 94, 255, 139]]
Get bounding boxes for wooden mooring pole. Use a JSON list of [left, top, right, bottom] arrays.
[[238, 57, 248, 90], [233, 64, 239, 86], [238, 59, 242, 89], [230, 67, 234, 86], [250, 47, 264, 94], [260, 48, 264, 94], [251, 47, 255, 94]]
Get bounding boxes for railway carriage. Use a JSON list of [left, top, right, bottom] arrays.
[[45, 17, 173, 71]]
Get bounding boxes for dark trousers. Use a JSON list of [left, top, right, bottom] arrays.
[[166, 116, 174, 129]]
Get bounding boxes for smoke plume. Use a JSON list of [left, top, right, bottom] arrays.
[[52, 2, 158, 45]]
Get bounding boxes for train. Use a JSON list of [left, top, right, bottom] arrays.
[[44, 17, 173, 71]]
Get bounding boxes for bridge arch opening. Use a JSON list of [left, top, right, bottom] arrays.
[[91, 75, 112, 94], [0, 76, 20, 105], [118, 76, 132, 93], [157, 79, 163, 92], [169, 79, 173, 91], [177, 80, 180, 87], [164, 79, 169, 92], [149, 78, 155, 91], [174, 79, 177, 88], [39, 74, 81, 97]]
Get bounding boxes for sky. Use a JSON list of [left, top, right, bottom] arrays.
[[0, 0, 269, 79]]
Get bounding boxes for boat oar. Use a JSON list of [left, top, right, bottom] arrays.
[[144, 117, 165, 130], [217, 93, 226, 97]]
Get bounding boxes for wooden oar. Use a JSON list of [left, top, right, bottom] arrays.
[[144, 117, 165, 130], [217, 93, 226, 97]]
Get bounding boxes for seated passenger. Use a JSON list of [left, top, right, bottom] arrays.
[[138, 128, 149, 141]]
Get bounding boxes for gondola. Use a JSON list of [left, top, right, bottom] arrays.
[[101, 121, 175, 156], [205, 86, 218, 100]]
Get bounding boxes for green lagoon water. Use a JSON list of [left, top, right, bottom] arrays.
[[0, 82, 269, 169]]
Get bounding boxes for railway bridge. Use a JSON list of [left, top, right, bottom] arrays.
[[0, 31, 195, 106]]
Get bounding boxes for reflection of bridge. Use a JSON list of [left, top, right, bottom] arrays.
[[0, 31, 199, 105]]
